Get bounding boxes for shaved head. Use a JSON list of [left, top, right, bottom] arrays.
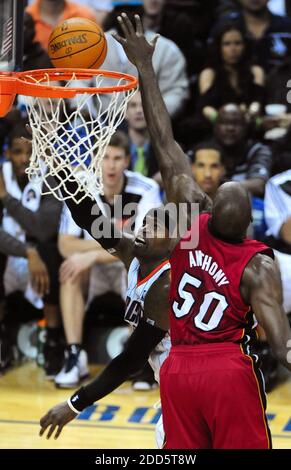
[[210, 182, 252, 241]]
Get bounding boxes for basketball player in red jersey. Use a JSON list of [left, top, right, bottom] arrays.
[[112, 14, 291, 449]]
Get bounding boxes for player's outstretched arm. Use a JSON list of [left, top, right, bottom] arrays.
[[113, 14, 211, 209], [245, 254, 291, 371], [23, 127, 134, 266], [58, 174, 134, 268], [39, 320, 166, 439]]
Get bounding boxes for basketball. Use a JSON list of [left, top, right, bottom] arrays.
[[48, 17, 107, 69]]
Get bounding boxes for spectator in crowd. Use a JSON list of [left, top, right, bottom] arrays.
[[264, 169, 291, 315], [214, 104, 272, 197], [189, 138, 267, 241], [142, 0, 199, 77], [0, 121, 63, 377], [101, 13, 189, 118], [23, 12, 52, 70], [198, 23, 265, 121], [26, 0, 97, 51], [71, 0, 113, 26], [263, 53, 291, 122], [106, 1, 217, 77], [55, 131, 162, 389], [0, 109, 23, 161], [189, 136, 267, 239], [214, 0, 291, 72], [103, 1, 143, 30], [0, 228, 49, 372], [166, 0, 218, 45], [188, 140, 271, 241], [190, 141, 226, 201], [125, 91, 158, 178], [222, 0, 291, 17], [216, 0, 242, 18]]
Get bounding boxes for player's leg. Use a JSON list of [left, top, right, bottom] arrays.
[[86, 262, 126, 326], [87, 262, 126, 308], [155, 414, 165, 449], [42, 303, 63, 379], [2, 255, 42, 372], [160, 353, 212, 449], [55, 271, 89, 388], [60, 272, 87, 344], [209, 352, 272, 449], [109, 263, 127, 301], [38, 241, 64, 379]]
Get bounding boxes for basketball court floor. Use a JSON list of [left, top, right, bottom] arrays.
[[1, 362, 291, 449]]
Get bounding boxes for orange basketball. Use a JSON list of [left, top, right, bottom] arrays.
[[48, 17, 107, 69]]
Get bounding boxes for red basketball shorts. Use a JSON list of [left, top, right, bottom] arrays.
[[160, 343, 271, 449]]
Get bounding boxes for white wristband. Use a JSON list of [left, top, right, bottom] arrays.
[[67, 398, 81, 415]]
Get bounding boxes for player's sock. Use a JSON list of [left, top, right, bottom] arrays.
[[67, 344, 82, 356]]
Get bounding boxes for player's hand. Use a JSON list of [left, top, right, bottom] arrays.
[[112, 13, 159, 67], [27, 247, 50, 296], [39, 402, 77, 439], [59, 251, 97, 283]]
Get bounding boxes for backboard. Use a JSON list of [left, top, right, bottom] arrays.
[[0, 0, 25, 72]]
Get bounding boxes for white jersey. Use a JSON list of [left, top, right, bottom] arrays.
[[125, 257, 171, 383]]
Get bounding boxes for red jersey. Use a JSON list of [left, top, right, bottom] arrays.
[[169, 213, 273, 346]]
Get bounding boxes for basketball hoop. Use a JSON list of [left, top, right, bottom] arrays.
[[0, 68, 138, 202]]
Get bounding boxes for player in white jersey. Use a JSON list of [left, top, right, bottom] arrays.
[[125, 257, 171, 384], [124, 256, 171, 447], [39, 182, 173, 444]]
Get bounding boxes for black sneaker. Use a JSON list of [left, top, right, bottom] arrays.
[[0, 324, 14, 374], [43, 339, 64, 380]]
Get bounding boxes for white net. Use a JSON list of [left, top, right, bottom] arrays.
[[22, 72, 137, 203]]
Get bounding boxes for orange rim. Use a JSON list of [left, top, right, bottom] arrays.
[[0, 68, 138, 117], [16, 68, 138, 94]]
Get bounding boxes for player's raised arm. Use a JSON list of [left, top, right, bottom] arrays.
[[113, 14, 211, 209], [244, 254, 291, 371], [58, 174, 134, 268]]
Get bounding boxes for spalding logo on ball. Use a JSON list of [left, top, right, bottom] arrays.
[[48, 17, 107, 69]]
